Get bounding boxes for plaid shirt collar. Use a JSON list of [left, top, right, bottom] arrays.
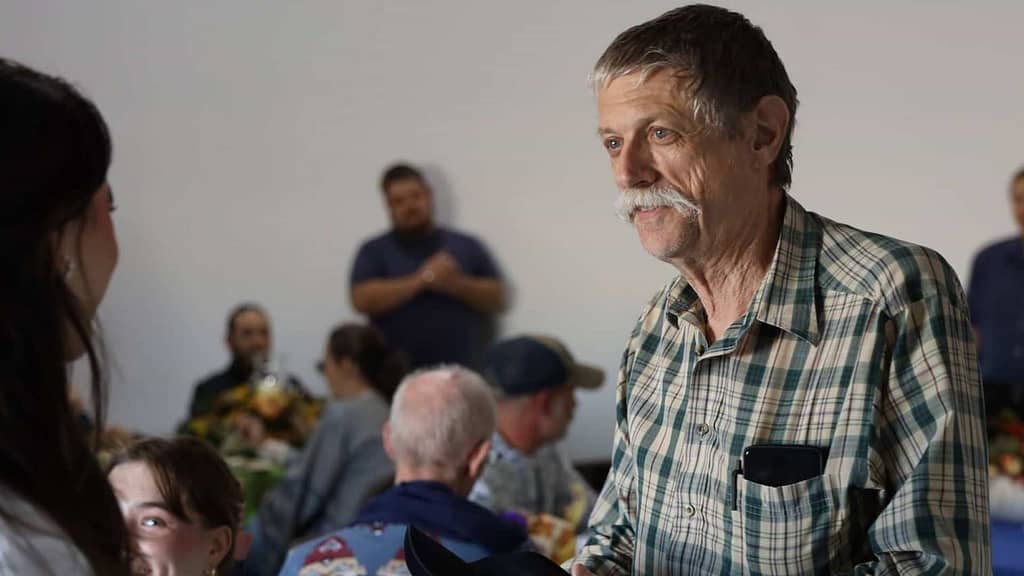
[[664, 195, 822, 347]]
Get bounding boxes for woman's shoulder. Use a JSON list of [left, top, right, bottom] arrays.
[[325, 391, 389, 418], [0, 487, 92, 575]]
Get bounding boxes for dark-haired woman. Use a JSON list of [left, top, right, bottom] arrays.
[[243, 324, 408, 576], [0, 59, 129, 574], [108, 437, 244, 576]]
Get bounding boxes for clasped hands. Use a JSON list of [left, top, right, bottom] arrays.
[[417, 250, 463, 293]]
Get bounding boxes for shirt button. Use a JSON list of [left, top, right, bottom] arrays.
[[697, 423, 710, 437], [684, 504, 696, 517]]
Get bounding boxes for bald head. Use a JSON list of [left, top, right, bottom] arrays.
[[387, 365, 496, 471]]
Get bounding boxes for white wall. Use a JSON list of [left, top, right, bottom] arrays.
[[1, 1, 1021, 462]]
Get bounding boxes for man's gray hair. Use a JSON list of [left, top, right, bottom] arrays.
[[388, 364, 496, 469], [591, 4, 799, 190]]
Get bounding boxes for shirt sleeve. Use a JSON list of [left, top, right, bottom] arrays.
[[464, 235, 501, 279], [0, 500, 92, 575], [350, 241, 385, 286], [574, 346, 637, 576], [857, 294, 990, 575]]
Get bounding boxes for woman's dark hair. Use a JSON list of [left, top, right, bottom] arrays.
[[0, 59, 128, 573], [108, 437, 244, 575], [327, 324, 409, 402]]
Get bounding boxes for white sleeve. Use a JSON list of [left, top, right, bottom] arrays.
[[0, 496, 92, 575]]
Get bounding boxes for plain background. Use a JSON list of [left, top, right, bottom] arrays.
[[1, 1, 1021, 461]]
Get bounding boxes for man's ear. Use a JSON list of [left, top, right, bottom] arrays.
[[749, 94, 790, 172], [532, 389, 556, 417], [224, 324, 236, 353], [466, 437, 492, 481]]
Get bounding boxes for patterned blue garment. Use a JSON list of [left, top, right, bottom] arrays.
[[277, 524, 488, 576], [279, 480, 528, 576]]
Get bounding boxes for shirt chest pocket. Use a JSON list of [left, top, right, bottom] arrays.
[[737, 474, 848, 576]]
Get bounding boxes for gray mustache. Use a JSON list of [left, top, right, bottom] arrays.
[[614, 187, 701, 222]]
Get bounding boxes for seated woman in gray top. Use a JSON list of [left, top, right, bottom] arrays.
[[242, 324, 408, 576]]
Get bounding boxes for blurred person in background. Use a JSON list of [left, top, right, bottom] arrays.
[[181, 303, 316, 454], [243, 324, 406, 576], [471, 335, 603, 543], [350, 162, 505, 370], [277, 365, 528, 575], [186, 303, 309, 419], [968, 166, 1024, 414]]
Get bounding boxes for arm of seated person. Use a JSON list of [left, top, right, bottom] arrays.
[[258, 406, 353, 539]]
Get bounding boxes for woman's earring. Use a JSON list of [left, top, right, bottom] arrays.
[[205, 568, 218, 576], [62, 256, 76, 281]]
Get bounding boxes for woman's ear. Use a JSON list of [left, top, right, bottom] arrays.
[[52, 223, 81, 283], [338, 357, 362, 379], [205, 525, 233, 573]]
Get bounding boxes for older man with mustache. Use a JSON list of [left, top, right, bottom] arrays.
[[573, 5, 990, 576]]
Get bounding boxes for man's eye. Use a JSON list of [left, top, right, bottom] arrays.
[[652, 127, 675, 141], [604, 138, 622, 151]]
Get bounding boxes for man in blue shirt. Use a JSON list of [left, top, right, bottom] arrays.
[[350, 163, 505, 369], [968, 166, 1024, 408]]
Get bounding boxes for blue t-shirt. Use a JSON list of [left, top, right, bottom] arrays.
[[350, 228, 500, 369], [968, 236, 1024, 389]]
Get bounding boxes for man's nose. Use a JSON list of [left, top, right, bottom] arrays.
[[614, 140, 658, 190]]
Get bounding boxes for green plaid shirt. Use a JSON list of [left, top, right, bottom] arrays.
[[578, 197, 990, 575]]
